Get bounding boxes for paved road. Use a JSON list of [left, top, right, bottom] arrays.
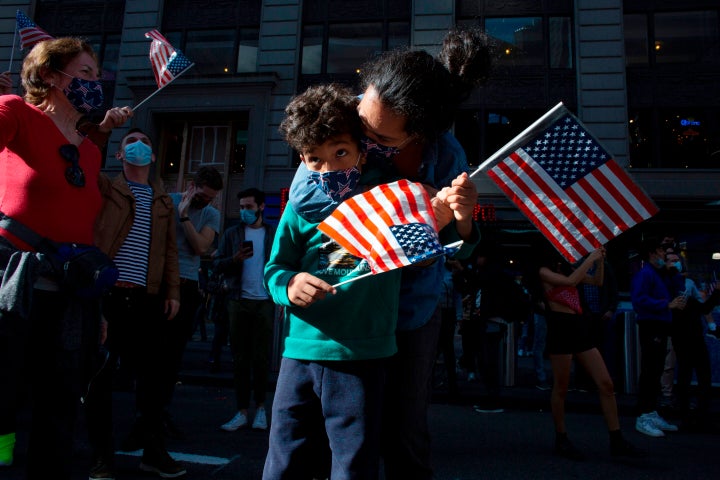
[[4, 339, 720, 479]]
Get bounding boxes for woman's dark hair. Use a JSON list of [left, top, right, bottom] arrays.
[[279, 83, 361, 153], [359, 26, 493, 141]]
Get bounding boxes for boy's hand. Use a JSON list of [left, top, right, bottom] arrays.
[[287, 272, 336, 307], [431, 195, 454, 231]]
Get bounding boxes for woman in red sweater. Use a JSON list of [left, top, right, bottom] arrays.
[[0, 37, 130, 478]]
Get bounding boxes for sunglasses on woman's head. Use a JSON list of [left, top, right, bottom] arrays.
[[59, 144, 85, 187]]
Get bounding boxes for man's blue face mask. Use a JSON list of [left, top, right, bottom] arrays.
[[123, 141, 152, 166], [240, 209, 259, 225]]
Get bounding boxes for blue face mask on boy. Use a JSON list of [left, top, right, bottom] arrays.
[[307, 154, 362, 203], [123, 141, 153, 166]]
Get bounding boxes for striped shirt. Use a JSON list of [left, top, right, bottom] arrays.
[[114, 181, 153, 286]]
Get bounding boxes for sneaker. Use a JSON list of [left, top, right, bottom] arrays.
[[140, 449, 186, 478], [646, 411, 678, 432], [635, 414, 665, 437], [0, 432, 14, 467], [536, 382, 551, 391], [89, 457, 116, 480], [555, 434, 585, 461], [220, 411, 248, 432], [252, 407, 268, 430]]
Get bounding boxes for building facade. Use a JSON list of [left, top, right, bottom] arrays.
[[1, 0, 719, 285]]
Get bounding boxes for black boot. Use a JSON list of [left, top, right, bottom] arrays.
[[609, 429, 646, 458], [139, 433, 186, 478], [555, 432, 585, 461]]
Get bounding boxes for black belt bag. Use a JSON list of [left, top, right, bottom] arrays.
[[0, 212, 119, 298]]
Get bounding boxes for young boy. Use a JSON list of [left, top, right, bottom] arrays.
[[262, 84, 401, 480]]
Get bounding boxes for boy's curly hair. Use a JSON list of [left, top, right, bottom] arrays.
[[280, 83, 362, 153]]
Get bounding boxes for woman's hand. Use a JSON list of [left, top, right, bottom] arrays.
[[98, 106, 133, 132], [0, 71, 12, 95], [435, 172, 477, 239]]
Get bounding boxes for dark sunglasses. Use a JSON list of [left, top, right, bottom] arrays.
[[59, 144, 85, 187]]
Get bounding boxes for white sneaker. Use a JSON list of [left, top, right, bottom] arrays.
[[220, 411, 247, 431], [635, 414, 665, 437], [647, 411, 679, 432], [252, 407, 268, 430]]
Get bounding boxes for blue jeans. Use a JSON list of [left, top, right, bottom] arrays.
[[532, 313, 548, 383], [382, 307, 442, 480], [263, 357, 385, 480]]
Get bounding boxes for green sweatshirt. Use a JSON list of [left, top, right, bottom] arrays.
[[264, 203, 400, 361]]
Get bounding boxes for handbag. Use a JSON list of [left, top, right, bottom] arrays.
[[0, 212, 119, 298]]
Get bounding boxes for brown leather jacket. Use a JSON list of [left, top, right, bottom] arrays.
[[94, 173, 180, 301]]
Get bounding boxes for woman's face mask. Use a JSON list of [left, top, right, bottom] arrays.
[[59, 71, 104, 113], [307, 154, 362, 203], [123, 141, 152, 166]]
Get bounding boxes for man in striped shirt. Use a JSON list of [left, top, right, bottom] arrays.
[[89, 129, 184, 479]]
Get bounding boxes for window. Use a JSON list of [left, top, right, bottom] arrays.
[[654, 11, 719, 64], [628, 108, 720, 169], [455, 108, 545, 168], [158, 113, 249, 176], [300, 0, 411, 85], [162, 0, 261, 75], [486, 17, 544, 67], [460, 15, 573, 69], [624, 14, 649, 65]]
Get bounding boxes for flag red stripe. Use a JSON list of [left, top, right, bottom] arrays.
[[604, 160, 659, 216], [505, 152, 589, 254], [487, 166, 572, 259], [317, 206, 368, 259], [567, 177, 623, 240], [361, 189, 405, 269], [491, 155, 583, 259], [587, 167, 643, 225]]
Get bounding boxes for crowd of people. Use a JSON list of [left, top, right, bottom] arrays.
[[1, 25, 719, 480]]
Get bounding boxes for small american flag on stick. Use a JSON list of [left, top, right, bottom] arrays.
[[16, 10, 53, 49], [144, 30, 194, 89], [318, 180, 460, 277]]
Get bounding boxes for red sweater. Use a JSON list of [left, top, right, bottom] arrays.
[[0, 95, 102, 249]]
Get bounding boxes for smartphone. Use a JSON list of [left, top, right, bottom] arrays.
[[242, 240, 254, 256]]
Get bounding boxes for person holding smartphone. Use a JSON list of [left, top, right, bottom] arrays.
[[213, 188, 276, 431]]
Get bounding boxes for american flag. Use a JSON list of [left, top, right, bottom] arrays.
[[318, 180, 457, 274], [475, 102, 658, 263], [16, 10, 54, 49], [144, 30, 194, 89]]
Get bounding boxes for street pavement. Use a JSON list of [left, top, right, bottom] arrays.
[[4, 333, 720, 480]]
